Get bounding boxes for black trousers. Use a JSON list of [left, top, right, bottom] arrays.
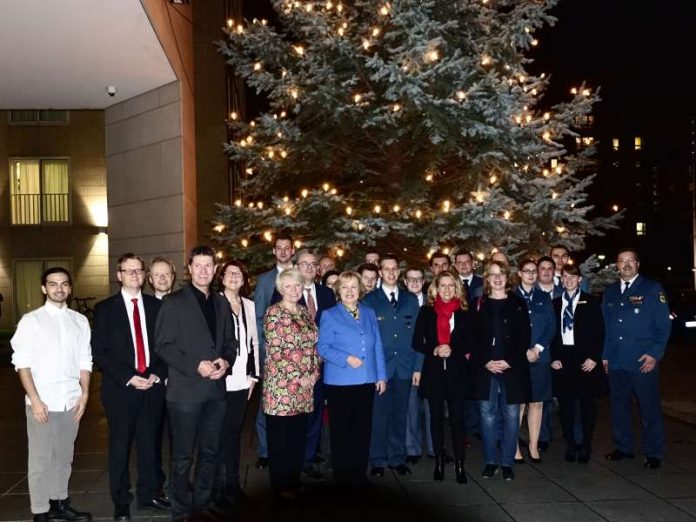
[[102, 383, 165, 506], [559, 397, 597, 451], [167, 398, 226, 519], [325, 383, 375, 486], [266, 413, 309, 494], [217, 390, 249, 493], [428, 397, 465, 460]]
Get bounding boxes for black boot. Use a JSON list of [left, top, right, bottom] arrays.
[[433, 455, 445, 481], [48, 498, 91, 521], [33, 514, 49, 522], [454, 459, 468, 484]]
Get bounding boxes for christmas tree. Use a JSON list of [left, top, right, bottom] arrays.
[[213, 0, 620, 270]]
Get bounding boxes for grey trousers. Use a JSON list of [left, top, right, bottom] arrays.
[[26, 406, 79, 514]]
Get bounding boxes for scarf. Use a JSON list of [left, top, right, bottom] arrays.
[[562, 289, 579, 333], [433, 295, 461, 345], [517, 285, 533, 306]]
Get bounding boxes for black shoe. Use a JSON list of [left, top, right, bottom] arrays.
[[49, 498, 91, 521], [255, 457, 269, 469], [389, 464, 412, 476], [605, 449, 635, 461], [405, 455, 421, 465], [137, 496, 171, 511], [514, 457, 526, 464], [302, 464, 326, 481], [433, 456, 444, 481], [370, 467, 385, 478], [454, 459, 467, 484], [34, 514, 49, 522], [644, 457, 661, 469], [577, 451, 591, 464], [564, 447, 577, 462], [527, 445, 542, 464], [481, 464, 498, 478], [113, 504, 130, 521], [538, 440, 549, 452], [502, 466, 515, 481]]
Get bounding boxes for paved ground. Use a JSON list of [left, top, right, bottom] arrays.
[[1, 342, 696, 521]]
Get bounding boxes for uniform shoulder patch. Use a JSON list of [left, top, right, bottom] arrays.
[[658, 292, 667, 304]]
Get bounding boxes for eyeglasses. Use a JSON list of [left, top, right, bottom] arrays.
[[120, 269, 144, 276], [224, 271, 243, 279], [298, 261, 318, 268], [520, 269, 537, 275]]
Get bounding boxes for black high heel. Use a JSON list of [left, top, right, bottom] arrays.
[[454, 459, 467, 484], [527, 445, 542, 464], [433, 455, 444, 481]]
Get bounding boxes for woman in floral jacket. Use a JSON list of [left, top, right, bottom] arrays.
[[263, 268, 320, 505]]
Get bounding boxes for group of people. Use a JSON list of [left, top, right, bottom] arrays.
[[10, 236, 672, 522]]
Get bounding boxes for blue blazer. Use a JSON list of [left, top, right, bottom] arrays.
[[253, 267, 278, 353], [535, 282, 564, 300], [270, 283, 336, 326], [601, 274, 671, 371], [465, 274, 484, 306], [362, 288, 421, 380], [515, 286, 556, 363], [318, 303, 387, 385]]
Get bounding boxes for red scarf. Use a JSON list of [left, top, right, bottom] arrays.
[[433, 295, 460, 345]]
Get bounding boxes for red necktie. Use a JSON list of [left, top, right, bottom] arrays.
[[305, 288, 317, 322], [132, 298, 146, 373]]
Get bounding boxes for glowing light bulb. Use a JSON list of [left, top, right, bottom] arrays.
[[230, 111, 238, 120], [489, 174, 497, 184], [241, 239, 248, 247], [253, 62, 262, 71], [379, 4, 390, 15], [392, 205, 400, 212], [570, 87, 578, 95], [456, 90, 466, 100], [415, 210, 422, 219], [289, 88, 299, 99], [426, 50, 439, 62], [374, 205, 381, 213], [236, 24, 244, 34], [322, 183, 330, 191], [263, 230, 273, 242], [294, 240, 303, 248], [336, 248, 345, 257], [293, 45, 305, 56], [213, 224, 225, 233], [301, 189, 309, 198], [346, 206, 353, 215], [531, 39, 539, 46], [257, 201, 264, 209], [392, 103, 401, 112], [543, 112, 550, 120], [503, 211, 511, 220], [372, 27, 380, 37], [353, 93, 362, 103], [227, 19, 234, 28], [234, 199, 242, 207]]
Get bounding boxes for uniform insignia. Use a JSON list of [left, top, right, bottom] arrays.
[[659, 293, 667, 304], [578, 301, 587, 304], [377, 315, 385, 321], [629, 296, 644, 305]]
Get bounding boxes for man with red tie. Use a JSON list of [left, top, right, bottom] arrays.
[[92, 253, 169, 521]]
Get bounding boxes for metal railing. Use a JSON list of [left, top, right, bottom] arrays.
[[10, 193, 69, 224]]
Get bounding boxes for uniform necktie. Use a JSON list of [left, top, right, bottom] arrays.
[[562, 290, 577, 333], [132, 298, 146, 373], [390, 291, 397, 308], [554, 274, 561, 287], [623, 280, 630, 294], [305, 288, 317, 321], [462, 278, 470, 293], [518, 286, 533, 306]]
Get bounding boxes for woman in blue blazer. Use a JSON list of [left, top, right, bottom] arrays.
[[318, 271, 387, 489]]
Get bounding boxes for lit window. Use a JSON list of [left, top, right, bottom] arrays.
[[13, 258, 72, 322], [9, 110, 69, 124], [634, 137, 642, 151], [636, 222, 646, 236], [10, 158, 70, 225], [612, 138, 619, 151]]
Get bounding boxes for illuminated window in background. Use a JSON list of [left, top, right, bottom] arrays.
[[612, 138, 620, 151], [10, 158, 70, 224], [13, 258, 72, 323], [634, 136, 642, 151], [9, 110, 69, 124], [636, 222, 647, 236]]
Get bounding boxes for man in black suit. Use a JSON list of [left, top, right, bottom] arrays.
[[154, 246, 238, 522], [270, 249, 336, 479], [92, 253, 169, 521]]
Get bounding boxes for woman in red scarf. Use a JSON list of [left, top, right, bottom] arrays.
[[412, 270, 472, 484]]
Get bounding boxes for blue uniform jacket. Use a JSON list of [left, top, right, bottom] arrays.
[[516, 286, 556, 363], [467, 274, 484, 305], [253, 267, 278, 353], [318, 303, 387, 385], [601, 274, 671, 371], [362, 288, 421, 380]]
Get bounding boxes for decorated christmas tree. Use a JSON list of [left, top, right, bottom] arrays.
[[213, 0, 620, 270]]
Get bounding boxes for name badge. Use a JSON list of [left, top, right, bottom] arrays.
[[377, 315, 385, 321], [629, 296, 644, 305]]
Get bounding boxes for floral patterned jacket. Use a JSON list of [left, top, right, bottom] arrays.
[[262, 302, 320, 416]]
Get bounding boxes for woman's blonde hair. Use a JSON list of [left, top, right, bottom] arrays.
[[333, 271, 365, 301], [426, 270, 468, 310], [275, 267, 303, 293], [483, 260, 512, 295]]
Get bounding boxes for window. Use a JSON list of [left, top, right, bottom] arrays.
[[634, 136, 642, 151], [10, 158, 70, 225], [612, 138, 620, 151], [636, 222, 647, 236], [9, 110, 69, 124], [13, 258, 72, 323]]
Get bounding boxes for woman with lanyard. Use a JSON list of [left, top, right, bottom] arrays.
[[470, 261, 531, 481], [513, 259, 556, 464], [550, 263, 607, 463], [318, 271, 387, 491], [412, 270, 472, 483], [215, 259, 259, 507]]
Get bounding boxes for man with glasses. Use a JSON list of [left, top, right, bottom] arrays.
[[364, 254, 420, 477], [252, 231, 295, 469], [92, 254, 169, 520], [270, 250, 336, 479], [602, 248, 671, 469], [148, 257, 176, 299]]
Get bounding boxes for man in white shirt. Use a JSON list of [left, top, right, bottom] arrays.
[[11, 267, 92, 522], [148, 257, 176, 299]]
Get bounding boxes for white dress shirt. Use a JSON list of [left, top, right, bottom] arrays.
[[11, 302, 92, 411], [561, 291, 581, 346], [382, 285, 399, 302], [121, 289, 150, 368], [621, 274, 639, 293], [304, 283, 317, 309]]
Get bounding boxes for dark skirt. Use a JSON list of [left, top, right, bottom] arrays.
[[529, 357, 553, 402], [552, 345, 608, 399]]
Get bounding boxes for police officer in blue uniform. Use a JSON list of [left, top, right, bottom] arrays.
[[363, 254, 421, 477], [602, 247, 671, 469]]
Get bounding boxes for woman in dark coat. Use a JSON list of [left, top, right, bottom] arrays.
[[550, 264, 607, 463], [413, 270, 471, 483], [470, 261, 532, 481]]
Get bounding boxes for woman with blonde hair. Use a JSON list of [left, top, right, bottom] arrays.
[[412, 270, 472, 484]]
